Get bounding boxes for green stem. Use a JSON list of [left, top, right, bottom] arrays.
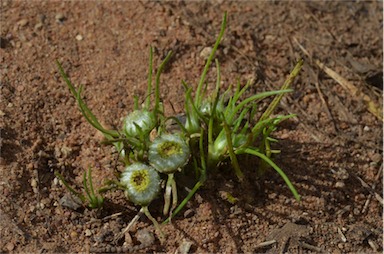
[[236, 148, 300, 201], [163, 173, 174, 216], [83, 170, 91, 201], [154, 50, 173, 115], [222, 118, 244, 181], [54, 171, 85, 203], [229, 89, 292, 123], [163, 128, 207, 224], [195, 12, 227, 105], [259, 59, 303, 122], [142, 206, 165, 242], [56, 61, 119, 139], [163, 181, 203, 224], [171, 176, 178, 213], [145, 47, 154, 109]]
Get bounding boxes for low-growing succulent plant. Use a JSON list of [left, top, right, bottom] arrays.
[[56, 11, 303, 240]]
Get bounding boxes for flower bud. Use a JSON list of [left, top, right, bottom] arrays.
[[123, 110, 156, 138]]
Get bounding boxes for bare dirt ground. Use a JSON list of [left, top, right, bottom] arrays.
[[1, 1, 383, 253]]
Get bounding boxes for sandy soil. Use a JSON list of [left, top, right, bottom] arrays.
[[1, 1, 382, 253]]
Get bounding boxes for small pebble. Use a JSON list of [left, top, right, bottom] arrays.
[[17, 19, 28, 27], [183, 209, 195, 218], [31, 178, 38, 188], [363, 126, 370, 132], [59, 194, 82, 210], [268, 193, 277, 199], [38, 14, 46, 23], [200, 46, 212, 59], [5, 242, 15, 251], [335, 181, 345, 188], [70, 212, 78, 220], [176, 240, 193, 254], [370, 153, 381, 163], [16, 84, 25, 92], [34, 22, 43, 30], [335, 168, 349, 180], [55, 13, 65, 23], [75, 34, 83, 41], [70, 231, 78, 238], [29, 205, 36, 212], [136, 229, 155, 246], [85, 229, 92, 236], [53, 177, 59, 186]]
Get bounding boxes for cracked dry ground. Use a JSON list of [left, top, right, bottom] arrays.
[[1, 1, 382, 253]]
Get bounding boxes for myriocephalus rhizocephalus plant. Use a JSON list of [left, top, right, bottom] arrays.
[[55, 11, 303, 240]]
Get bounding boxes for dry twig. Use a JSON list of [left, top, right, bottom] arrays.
[[361, 164, 383, 213], [254, 239, 277, 249], [298, 240, 324, 253], [293, 37, 382, 121]]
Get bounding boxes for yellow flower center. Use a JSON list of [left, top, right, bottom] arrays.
[[158, 141, 182, 158], [130, 169, 150, 192]]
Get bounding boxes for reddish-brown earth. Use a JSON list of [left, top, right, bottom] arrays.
[[1, 1, 382, 253]]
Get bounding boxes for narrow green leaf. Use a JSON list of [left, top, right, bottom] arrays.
[[222, 117, 244, 181], [54, 171, 86, 203], [236, 148, 300, 201], [195, 12, 227, 105], [145, 47, 154, 109], [259, 59, 303, 122]]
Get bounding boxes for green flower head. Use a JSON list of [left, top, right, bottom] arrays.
[[120, 163, 160, 206], [149, 133, 190, 174]]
